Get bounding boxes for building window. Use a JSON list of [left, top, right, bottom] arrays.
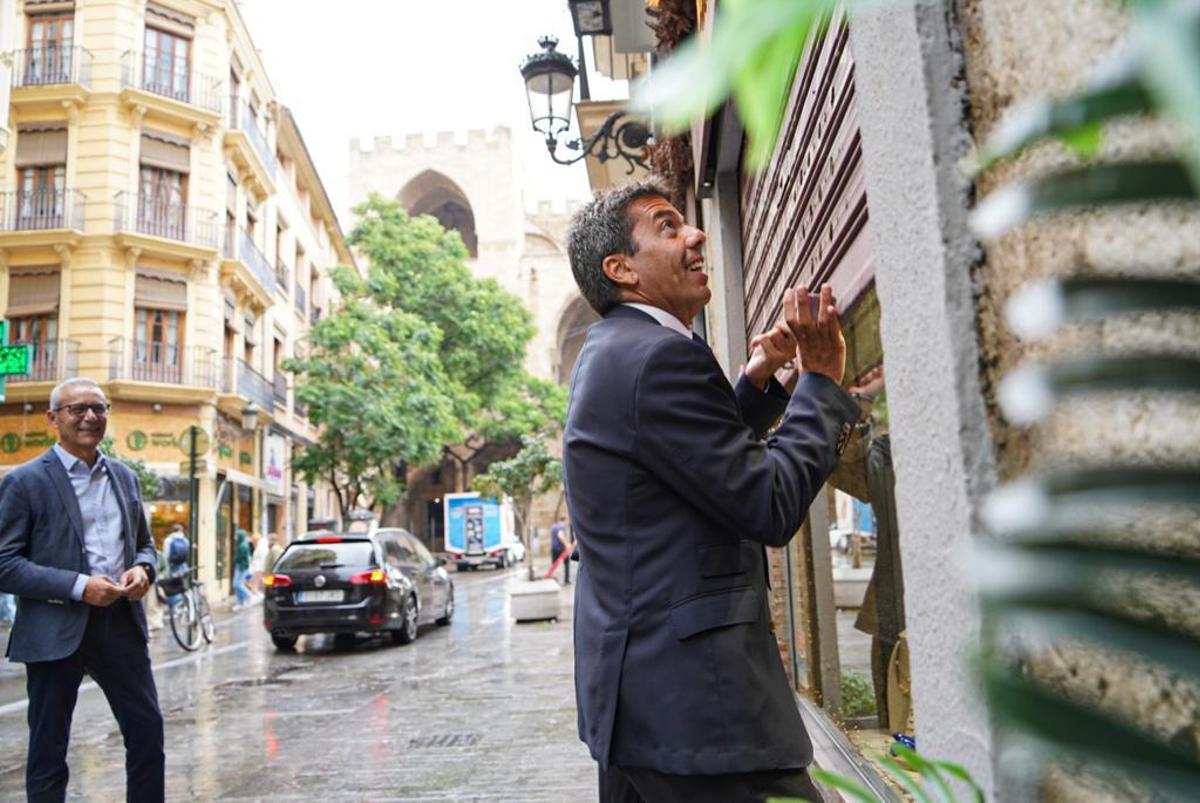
[[135, 307, 183, 382], [16, 165, 65, 229], [138, 165, 186, 239], [143, 25, 190, 101], [25, 13, 74, 85]]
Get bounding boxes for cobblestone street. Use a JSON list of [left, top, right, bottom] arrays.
[[0, 566, 596, 801]]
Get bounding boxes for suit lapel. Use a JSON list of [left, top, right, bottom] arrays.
[[42, 451, 86, 551]]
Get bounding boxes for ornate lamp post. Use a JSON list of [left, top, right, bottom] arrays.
[[519, 35, 652, 175]]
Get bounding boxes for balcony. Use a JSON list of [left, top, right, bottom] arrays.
[[8, 47, 92, 109], [222, 356, 274, 411], [108, 338, 219, 402], [273, 371, 287, 407], [119, 51, 222, 131], [220, 227, 275, 308], [224, 103, 277, 197], [8, 339, 79, 384], [0, 190, 86, 248], [114, 191, 219, 260]]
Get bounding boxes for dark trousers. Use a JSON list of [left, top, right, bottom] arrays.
[[553, 550, 571, 583], [24, 600, 165, 803], [600, 764, 825, 803]]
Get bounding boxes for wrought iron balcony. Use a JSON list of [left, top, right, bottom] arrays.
[[114, 191, 219, 249], [9, 339, 79, 383], [223, 356, 273, 411], [8, 47, 92, 88], [0, 189, 85, 232], [273, 371, 287, 406], [120, 50, 222, 113], [108, 337, 218, 387], [227, 103, 277, 180], [222, 227, 276, 293]]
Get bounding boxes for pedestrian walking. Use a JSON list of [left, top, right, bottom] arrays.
[[0, 378, 164, 802], [563, 182, 858, 803], [265, 532, 284, 575], [249, 531, 269, 594], [550, 520, 573, 585], [161, 523, 190, 613], [232, 529, 252, 610]]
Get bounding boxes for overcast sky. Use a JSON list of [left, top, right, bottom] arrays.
[[239, 0, 629, 225]]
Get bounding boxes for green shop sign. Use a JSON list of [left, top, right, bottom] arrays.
[[125, 430, 187, 452], [0, 430, 57, 454]]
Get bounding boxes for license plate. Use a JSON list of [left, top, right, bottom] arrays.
[[296, 589, 343, 603]]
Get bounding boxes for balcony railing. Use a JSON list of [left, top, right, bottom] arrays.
[[222, 228, 276, 293], [228, 103, 277, 180], [114, 191, 219, 249], [120, 51, 222, 113], [0, 189, 85, 231], [273, 371, 287, 405], [275, 257, 289, 289], [10, 339, 79, 383], [108, 337, 218, 387], [9, 47, 92, 88], [223, 356, 273, 410], [294, 281, 307, 315]]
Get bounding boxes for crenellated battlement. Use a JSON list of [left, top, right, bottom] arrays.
[[350, 126, 513, 156]]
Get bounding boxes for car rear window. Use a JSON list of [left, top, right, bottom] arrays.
[[276, 541, 376, 571]]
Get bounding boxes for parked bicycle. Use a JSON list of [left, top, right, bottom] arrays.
[[156, 567, 214, 651]]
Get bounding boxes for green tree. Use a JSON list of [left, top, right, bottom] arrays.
[[348, 196, 563, 440], [472, 434, 563, 582], [284, 273, 462, 523], [99, 436, 162, 499]]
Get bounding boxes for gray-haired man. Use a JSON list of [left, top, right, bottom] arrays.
[[0, 378, 164, 802]]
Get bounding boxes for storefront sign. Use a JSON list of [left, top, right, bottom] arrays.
[[263, 433, 286, 496], [107, 402, 204, 464], [216, 414, 256, 473]]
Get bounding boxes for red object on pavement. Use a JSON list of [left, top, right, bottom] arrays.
[[544, 545, 576, 580]]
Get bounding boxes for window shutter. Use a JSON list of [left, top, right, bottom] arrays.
[[226, 173, 238, 215], [6, 268, 61, 317], [244, 313, 259, 346], [145, 2, 195, 38], [14, 125, 67, 168], [134, 269, 187, 311], [140, 130, 190, 173]]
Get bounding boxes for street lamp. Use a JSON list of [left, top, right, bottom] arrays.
[[241, 402, 258, 432], [568, 0, 612, 36], [519, 35, 652, 175]]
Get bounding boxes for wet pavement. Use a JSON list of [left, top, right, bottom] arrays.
[[0, 566, 596, 801]]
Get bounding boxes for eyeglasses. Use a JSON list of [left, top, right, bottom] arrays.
[[52, 403, 111, 419]]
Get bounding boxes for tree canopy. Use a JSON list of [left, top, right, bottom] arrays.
[[286, 195, 566, 522]]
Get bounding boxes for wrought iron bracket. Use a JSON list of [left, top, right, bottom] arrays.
[[545, 110, 652, 174]]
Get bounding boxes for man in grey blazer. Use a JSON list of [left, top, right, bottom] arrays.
[[0, 378, 164, 802], [564, 182, 859, 802]]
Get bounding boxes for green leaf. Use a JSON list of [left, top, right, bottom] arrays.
[[924, 758, 985, 803], [984, 665, 1200, 799], [889, 744, 955, 802], [879, 755, 934, 803], [973, 49, 1152, 169], [971, 159, 1196, 239], [805, 768, 878, 803]]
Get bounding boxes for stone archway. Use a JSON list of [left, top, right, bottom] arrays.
[[555, 295, 601, 384], [397, 169, 478, 257]]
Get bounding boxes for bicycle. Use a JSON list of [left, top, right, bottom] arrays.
[[156, 567, 214, 651]]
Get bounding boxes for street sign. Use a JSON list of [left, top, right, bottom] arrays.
[[178, 425, 212, 458]]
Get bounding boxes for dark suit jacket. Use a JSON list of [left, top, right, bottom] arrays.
[[0, 449, 158, 663], [563, 305, 859, 775]]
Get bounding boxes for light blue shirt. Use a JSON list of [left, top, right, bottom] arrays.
[[53, 445, 125, 601]]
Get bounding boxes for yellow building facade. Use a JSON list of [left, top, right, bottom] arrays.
[[0, 0, 352, 599]]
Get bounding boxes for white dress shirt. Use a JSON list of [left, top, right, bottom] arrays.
[[53, 444, 125, 601], [621, 303, 693, 339]]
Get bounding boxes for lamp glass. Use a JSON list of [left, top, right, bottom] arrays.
[[241, 404, 258, 432], [524, 67, 575, 138]]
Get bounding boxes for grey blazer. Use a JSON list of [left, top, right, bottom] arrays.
[[0, 449, 158, 663], [563, 305, 859, 775]]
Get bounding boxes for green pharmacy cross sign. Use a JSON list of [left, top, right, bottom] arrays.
[[0, 322, 33, 404]]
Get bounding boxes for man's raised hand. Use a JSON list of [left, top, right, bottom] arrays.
[[744, 324, 798, 390], [783, 284, 846, 386]]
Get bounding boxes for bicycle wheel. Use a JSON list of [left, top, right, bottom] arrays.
[[196, 589, 215, 644], [170, 592, 201, 651]]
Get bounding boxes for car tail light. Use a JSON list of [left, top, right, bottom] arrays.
[[368, 616, 384, 625], [488, 550, 499, 557], [264, 620, 272, 630], [264, 573, 291, 587], [350, 569, 386, 585], [315, 536, 342, 543]]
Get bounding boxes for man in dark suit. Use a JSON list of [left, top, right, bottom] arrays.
[[0, 378, 164, 802], [564, 182, 860, 802]]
